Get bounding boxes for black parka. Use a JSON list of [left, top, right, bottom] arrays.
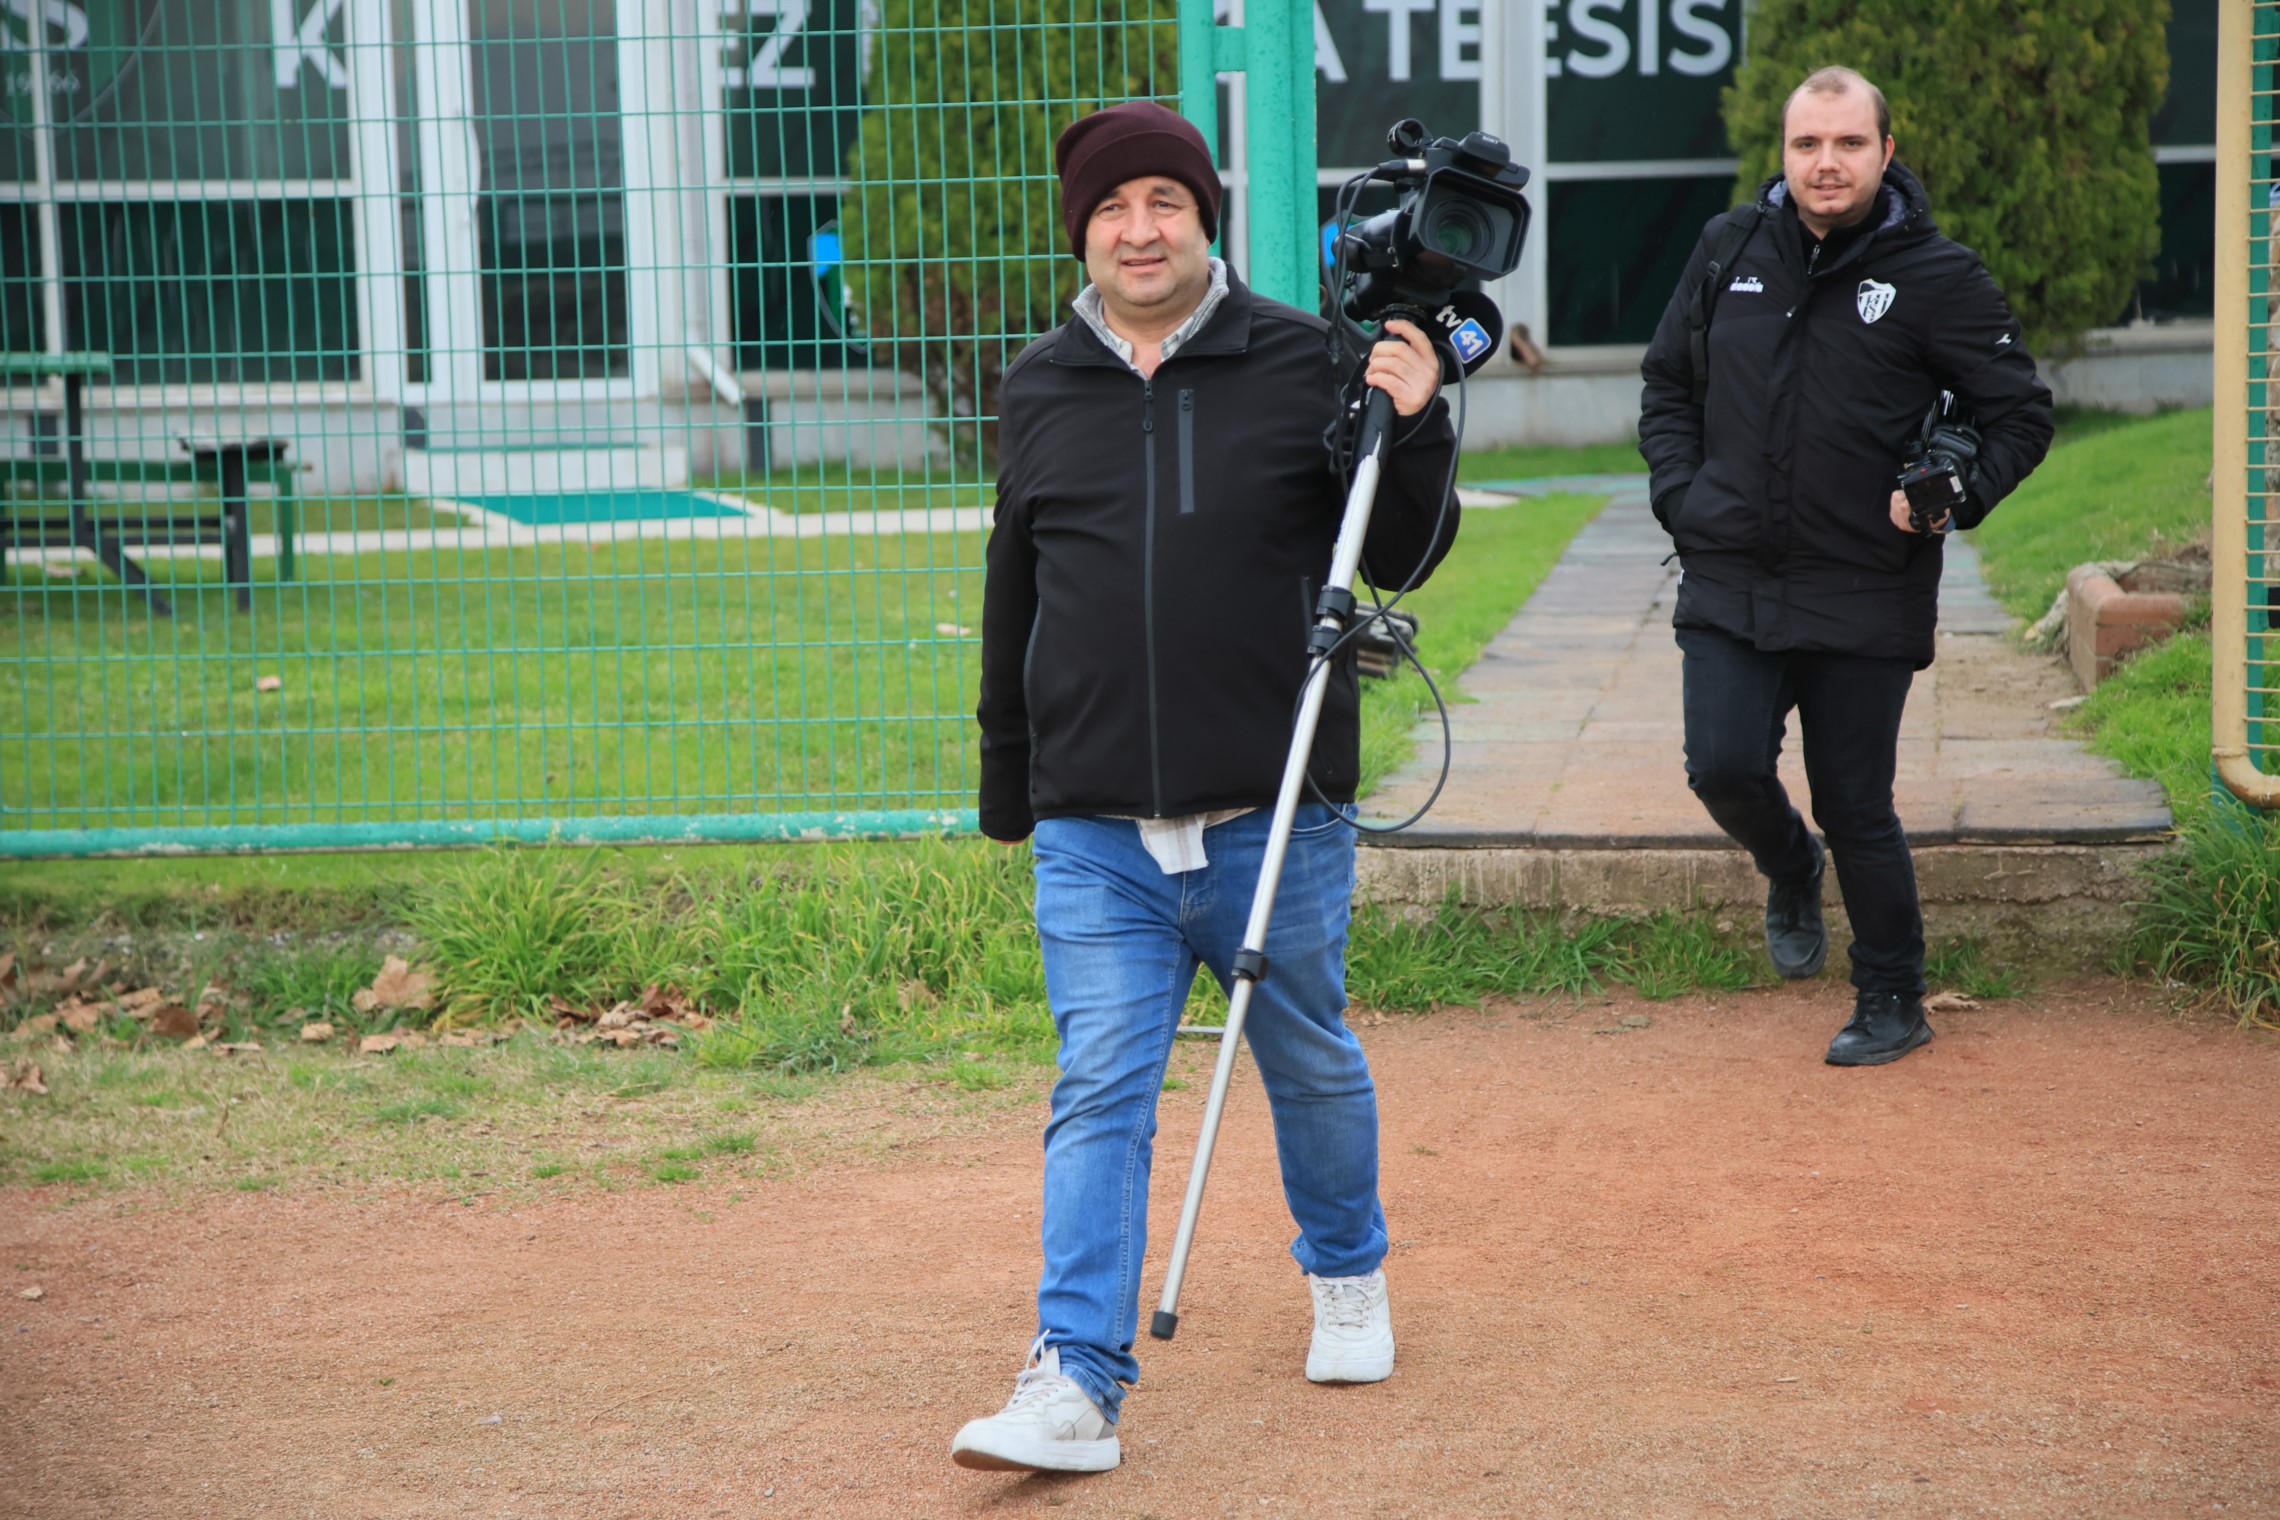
[[976, 273, 1459, 842], [1638, 164, 2053, 666]]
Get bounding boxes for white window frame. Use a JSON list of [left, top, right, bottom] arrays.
[[393, 0, 678, 410]]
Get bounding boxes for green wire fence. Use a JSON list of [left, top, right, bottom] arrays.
[[0, 0, 1329, 856]]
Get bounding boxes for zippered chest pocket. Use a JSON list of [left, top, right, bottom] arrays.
[[1177, 388, 1196, 514]]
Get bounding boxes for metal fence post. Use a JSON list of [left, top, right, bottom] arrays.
[[1244, 0, 1319, 308], [1181, 0, 1317, 308], [1178, 0, 1219, 158]]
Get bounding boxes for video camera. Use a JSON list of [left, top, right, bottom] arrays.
[[1332, 119, 1533, 379], [1897, 391, 1982, 534]]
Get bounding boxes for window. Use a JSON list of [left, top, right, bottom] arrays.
[[721, 0, 870, 372], [0, 0, 364, 383]]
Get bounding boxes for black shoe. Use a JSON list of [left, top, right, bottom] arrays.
[[1824, 991, 1934, 1066], [1764, 839, 1828, 980]]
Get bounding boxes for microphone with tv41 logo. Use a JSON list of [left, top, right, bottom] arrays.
[[1419, 288, 1504, 382]]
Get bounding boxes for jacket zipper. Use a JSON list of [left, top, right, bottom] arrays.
[[1177, 388, 1196, 514], [1141, 378, 1164, 816], [1786, 241, 1822, 318]]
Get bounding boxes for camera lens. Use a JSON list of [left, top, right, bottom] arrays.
[[1423, 201, 1494, 264]]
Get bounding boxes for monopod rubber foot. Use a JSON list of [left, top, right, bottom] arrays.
[[1149, 1310, 1178, 1341]]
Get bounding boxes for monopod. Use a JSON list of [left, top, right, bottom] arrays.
[[1149, 378, 1408, 1343]]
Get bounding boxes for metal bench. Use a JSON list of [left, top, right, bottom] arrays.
[[0, 352, 298, 615]]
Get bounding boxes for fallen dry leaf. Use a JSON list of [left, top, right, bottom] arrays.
[[358, 1033, 400, 1055], [0, 951, 16, 993], [838, 1004, 857, 1036], [20, 1013, 58, 1038], [57, 1003, 101, 1035], [439, 1031, 480, 1048], [183, 1032, 209, 1051], [299, 1021, 335, 1044], [5, 1058, 46, 1095], [18, 1285, 41, 1300], [117, 987, 166, 1014], [148, 1003, 199, 1040], [549, 994, 595, 1024], [212, 1041, 263, 1055], [1924, 991, 1982, 1014], [50, 958, 89, 995], [638, 984, 697, 1020], [597, 1003, 639, 1031], [254, 674, 283, 693], [352, 956, 435, 1014]]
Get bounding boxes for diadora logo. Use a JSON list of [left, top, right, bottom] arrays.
[[1728, 275, 1764, 294]]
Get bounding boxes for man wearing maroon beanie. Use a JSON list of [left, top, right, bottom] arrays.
[[953, 99, 1461, 1475]]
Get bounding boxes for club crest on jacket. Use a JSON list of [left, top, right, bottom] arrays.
[[1857, 279, 1897, 324]]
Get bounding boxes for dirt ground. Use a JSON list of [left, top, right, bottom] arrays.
[[3, 980, 2276, 1519]]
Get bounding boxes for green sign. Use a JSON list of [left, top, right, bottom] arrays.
[[0, 0, 163, 125], [1544, 0, 1738, 162], [1315, 0, 1481, 169], [722, 0, 868, 181]]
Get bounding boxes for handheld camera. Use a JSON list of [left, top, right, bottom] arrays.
[[1333, 119, 1533, 378], [1897, 391, 1981, 534]]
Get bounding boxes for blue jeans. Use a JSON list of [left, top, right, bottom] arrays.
[[1029, 807, 1388, 1422]]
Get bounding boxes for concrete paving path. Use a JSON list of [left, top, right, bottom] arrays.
[[1358, 486, 2172, 956]]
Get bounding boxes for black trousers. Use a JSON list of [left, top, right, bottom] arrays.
[[1675, 625, 1925, 996]]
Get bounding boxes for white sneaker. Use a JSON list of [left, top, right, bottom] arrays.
[[950, 1343, 1121, 1473], [1306, 1269, 1395, 1383]]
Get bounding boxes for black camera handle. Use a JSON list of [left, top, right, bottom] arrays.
[[1150, 384, 1400, 1343]]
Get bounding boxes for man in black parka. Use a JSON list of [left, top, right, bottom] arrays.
[[1639, 66, 2052, 1065], [954, 101, 1459, 1474]]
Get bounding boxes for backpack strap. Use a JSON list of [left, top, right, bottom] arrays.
[[1686, 205, 1766, 406]]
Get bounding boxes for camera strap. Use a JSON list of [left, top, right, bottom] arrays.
[[1686, 205, 1766, 406]]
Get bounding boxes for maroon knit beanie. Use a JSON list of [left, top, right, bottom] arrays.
[[1054, 101, 1222, 259]]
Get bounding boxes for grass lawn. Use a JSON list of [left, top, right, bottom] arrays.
[[0, 834, 1766, 1194], [0, 450, 1798, 1194], [0, 478, 1603, 845], [700, 461, 994, 516], [2066, 631, 2280, 1028], [1460, 438, 1645, 482], [1967, 406, 2211, 619], [253, 493, 471, 534], [0, 530, 991, 832], [1964, 406, 2276, 1026], [6, 490, 467, 542]]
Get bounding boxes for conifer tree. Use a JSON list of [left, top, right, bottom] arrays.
[[1721, 0, 2170, 350], [844, 2, 1178, 463]]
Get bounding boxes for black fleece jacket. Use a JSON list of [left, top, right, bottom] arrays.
[[1638, 163, 2054, 666], [976, 273, 1459, 842]]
